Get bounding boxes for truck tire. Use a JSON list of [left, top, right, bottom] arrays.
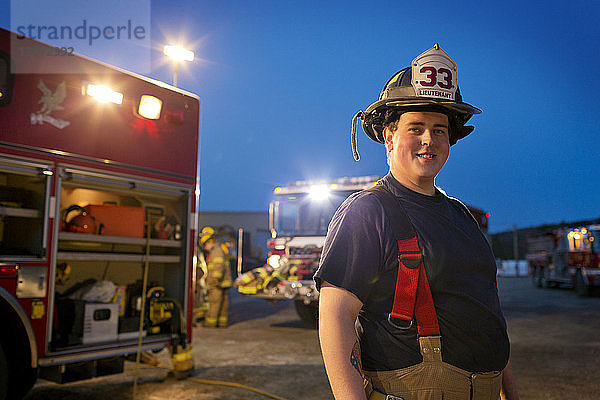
[[575, 270, 591, 297], [8, 365, 37, 400], [294, 300, 318, 326], [2, 341, 37, 400], [0, 343, 7, 400]]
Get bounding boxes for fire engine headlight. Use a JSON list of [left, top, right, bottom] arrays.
[[138, 95, 162, 119]]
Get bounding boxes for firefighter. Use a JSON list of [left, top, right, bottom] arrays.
[[315, 45, 519, 399], [199, 226, 232, 328]]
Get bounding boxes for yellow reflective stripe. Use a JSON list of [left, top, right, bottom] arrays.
[[238, 286, 258, 294], [387, 71, 402, 87]]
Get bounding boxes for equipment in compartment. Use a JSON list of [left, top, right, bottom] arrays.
[[53, 300, 118, 346], [85, 204, 145, 237], [82, 303, 119, 344], [147, 286, 176, 334], [62, 205, 97, 234]]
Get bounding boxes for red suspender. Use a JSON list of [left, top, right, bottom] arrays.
[[390, 237, 420, 321], [369, 185, 440, 337]]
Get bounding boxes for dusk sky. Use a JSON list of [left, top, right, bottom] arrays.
[[2, 0, 599, 233]]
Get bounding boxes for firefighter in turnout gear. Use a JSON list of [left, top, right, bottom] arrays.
[[316, 44, 519, 400], [200, 227, 232, 328]]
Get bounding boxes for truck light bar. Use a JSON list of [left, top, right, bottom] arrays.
[[274, 176, 381, 195]]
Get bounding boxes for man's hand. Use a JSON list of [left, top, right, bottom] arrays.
[[500, 361, 519, 400]]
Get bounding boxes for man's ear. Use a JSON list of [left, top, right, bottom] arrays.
[[383, 126, 393, 151]]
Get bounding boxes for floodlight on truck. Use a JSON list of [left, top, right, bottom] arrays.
[[309, 185, 330, 201], [84, 83, 123, 104]]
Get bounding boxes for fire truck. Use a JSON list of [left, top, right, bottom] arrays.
[[0, 28, 199, 399], [235, 176, 380, 323], [235, 176, 491, 324], [527, 226, 600, 295]]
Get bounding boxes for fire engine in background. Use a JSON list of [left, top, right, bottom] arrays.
[[235, 177, 490, 324], [0, 28, 199, 399], [527, 226, 600, 296]]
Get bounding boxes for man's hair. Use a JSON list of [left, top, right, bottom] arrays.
[[384, 109, 404, 133]]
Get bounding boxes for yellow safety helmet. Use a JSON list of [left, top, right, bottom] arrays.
[[199, 226, 215, 245]]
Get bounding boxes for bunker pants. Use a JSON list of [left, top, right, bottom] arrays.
[[364, 336, 502, 400]]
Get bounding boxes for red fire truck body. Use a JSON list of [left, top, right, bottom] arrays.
[[0, 28, 199, 398]]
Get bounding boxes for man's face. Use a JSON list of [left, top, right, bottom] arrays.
[[384, 111, 450, 193]]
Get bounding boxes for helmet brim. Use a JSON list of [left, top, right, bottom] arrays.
[[361, 98, 481, 144]]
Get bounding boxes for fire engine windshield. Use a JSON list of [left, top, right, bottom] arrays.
[[272, 190, 356, 236]]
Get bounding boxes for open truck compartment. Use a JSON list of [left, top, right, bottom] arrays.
[[49, 166, 191, 353]]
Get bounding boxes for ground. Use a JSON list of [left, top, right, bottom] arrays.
[[25, 277, 600, 399]]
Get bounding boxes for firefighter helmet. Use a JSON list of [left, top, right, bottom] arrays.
[[199, 226, 215, 245], [351, 44, 481, 160]]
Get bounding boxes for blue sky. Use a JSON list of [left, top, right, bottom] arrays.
[[2, 0, 599, 233]]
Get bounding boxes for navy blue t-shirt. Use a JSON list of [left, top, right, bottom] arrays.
[[314, 174, 509, 373]]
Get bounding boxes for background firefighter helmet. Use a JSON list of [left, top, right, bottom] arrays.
[[351, 44, 482, 160], [200, 226, 215, 246]]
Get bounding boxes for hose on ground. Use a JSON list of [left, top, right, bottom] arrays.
[[127, 363, 289, 400]]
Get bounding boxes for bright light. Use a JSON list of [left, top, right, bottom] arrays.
[[0, 91, 3, 98], [274, 187, 282, 194], [267, 255, 281, 269], [138, 95, 162, 119], [163, 45, 194, 62], [309, 185, 330, 201], [85, 84, 123, 104]]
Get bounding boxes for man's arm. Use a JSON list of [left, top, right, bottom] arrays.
[[501, 361, 519, 400], [319, 281, 366, 400]]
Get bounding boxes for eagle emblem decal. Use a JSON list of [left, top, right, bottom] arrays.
[[30, 79, 70, 129]]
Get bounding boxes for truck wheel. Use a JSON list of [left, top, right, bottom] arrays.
[[2, 343, 37, 400], [294, 301, 318, 326], [575, 270, 591, 297], [8, 366, 37, 400], [0, 343, 8, 400]]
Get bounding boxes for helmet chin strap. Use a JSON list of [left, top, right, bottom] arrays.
[[351, 111, 364, 161]]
